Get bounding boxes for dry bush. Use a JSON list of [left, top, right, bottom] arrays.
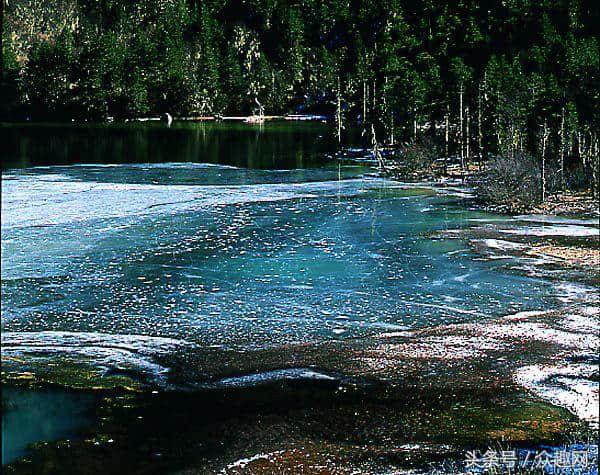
[[391, 141, 438, 178], [477, 153, 544, 210]]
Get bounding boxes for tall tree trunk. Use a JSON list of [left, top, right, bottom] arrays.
[[592, 131, 599, 198], [583, 128, 598, 198], [495, 88, 502, 156], [413, 105, 417, 142], [478, 82, 483, 169], [465, 105, 470, 165], [383, 76, 394, 145], [444, 105, 449, 175], [372, 80, 376, 112], [336, 76, 342, 144], [560, 106, 565, 191], [459, 82, 464, 169], [541, 121, 549, 202], [363, 80, 367, 126], [371, 124, 385, 171]]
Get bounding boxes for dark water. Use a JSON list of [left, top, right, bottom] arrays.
[[0, 121, 338, 170], [1, 386, 97, 464]]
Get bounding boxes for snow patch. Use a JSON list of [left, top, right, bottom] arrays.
[[221, 451, 284, 473], [515, 364, 599, 426], [499, 225, 599, 237], [199, 368, 338, 389], [479, 239, 526, 251], [1, 331, 194, 384]]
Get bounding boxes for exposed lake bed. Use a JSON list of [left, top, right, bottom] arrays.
[[1, 123, 598, 473]]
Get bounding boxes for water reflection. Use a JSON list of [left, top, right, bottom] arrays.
[[0, 122, 337, 170]]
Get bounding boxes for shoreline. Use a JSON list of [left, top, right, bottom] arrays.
[[379, 151, 599, 220], [0, 115, 330, 126], [2, 173, 598, 473]]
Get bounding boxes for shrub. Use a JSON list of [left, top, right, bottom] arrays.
[[477, 153, 545, 210], [391, 141, 438, 178]]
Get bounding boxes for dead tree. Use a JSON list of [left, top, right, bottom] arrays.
[[465, 105, 470, 164], [459, 82, 464, 169], [413, 106, 417, 142], [363, 80, 367, 126], [444, 105, 449, 175], [560, 106, 565, 191], [371, 124, 386, 171], [541, 121, 549, 202], [478, 82, 483, 169], [335, 76, 343, 144]]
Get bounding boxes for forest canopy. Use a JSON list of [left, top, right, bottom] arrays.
[[1, 0, 599, 183]]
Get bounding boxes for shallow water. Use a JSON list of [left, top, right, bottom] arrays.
[[2, 148, 562, 355]]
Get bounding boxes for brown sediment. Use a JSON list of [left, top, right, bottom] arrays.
[[530, 191, 600, 219], [3, 298, 597, 474], [526, 245, 599, 268], [476, 190, 600, 216], [440, 218, 599, 287]]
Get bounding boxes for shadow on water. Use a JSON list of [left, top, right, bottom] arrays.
[[1, 386, 98, 465], [0, 122, 340, 170], [1, 373, 581, 474]]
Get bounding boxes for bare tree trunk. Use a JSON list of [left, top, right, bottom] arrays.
[[371, 124, 385, 171], [583, 128, 598, 198], [254, 97, 264, 118], [372, 80, 376, 112], [363, 80, 367, 126], [496, 127, 502, 154], [465, 105, 470, 165], [560, 106, 565, 191], [519, 131, 524, 154], [478, 82, 483, 169], [444, 105, 449, 175], [459, 82, 464, 169], [336, 76, 342, 144], [383, 76, 394, 146], [541, 121, 549, 202], [413, 106, 417, 142], [495, 88, 503, 156], [592, 131, 599, 199]]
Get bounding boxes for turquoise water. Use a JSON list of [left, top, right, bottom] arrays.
[[1, 122, 573, 376], [2, 161, 557, 352]]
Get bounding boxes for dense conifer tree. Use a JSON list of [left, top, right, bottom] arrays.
[[1, 0, 598, 191]]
